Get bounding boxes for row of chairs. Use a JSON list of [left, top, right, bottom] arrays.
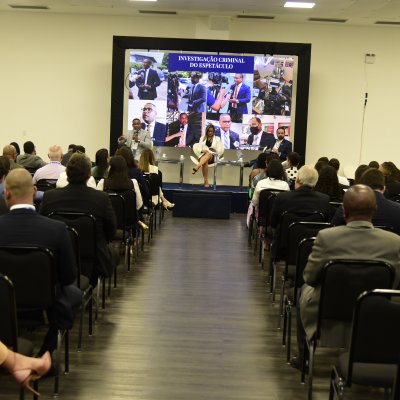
[[247, 188, 400, 399]]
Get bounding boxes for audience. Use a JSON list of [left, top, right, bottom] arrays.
[[368, 160, 379, 169], [32, 145, 65, 184], [61, 144, 77, 166], [379, 161, 400, 200], [16, 141, 46, 170], [313, 165, 343, 202], [9, 142, 20, 157], [91, 148, 109, 181], [354, 164, 369, 183], [41, 153, 117, 285], [0, 156, 10, 214], [3, 144, 22, 170], [328, 157, 349, 187], [285, 151, 301, 188]]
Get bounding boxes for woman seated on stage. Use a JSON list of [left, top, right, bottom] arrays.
[[138, 149, 174, 210], [191, 124, 224, 188]]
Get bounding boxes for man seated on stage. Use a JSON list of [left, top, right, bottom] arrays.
[[0, 168, 82, 356], [332, 168, 400, 234], [246, 117, 268, 150], [291, 184, 400, 370], [16, 141, 47, 170], [32, 145, 65, 184], [264, 127, 292, 161], [118, 118, 152, 160], [41, 153, 117, 285]]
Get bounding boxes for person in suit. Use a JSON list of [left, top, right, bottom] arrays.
[[264, 127, 292, 161], [118, 118, 152, 160], [40, 153, 117, 285], [0, 168, 82, 356], [0, 155, 10, 215], [192, 124, 224, 187], [215, 114, 240, 149], [246, 117, 269, 149], [133, 58, 161, 100], [165, 112, 200, 147], [228, 73, 251, 114], [187, 72, 206, 113], [270, 165, 332, 230], [141, 103, 167, 147], [292, 185, 400, 369]]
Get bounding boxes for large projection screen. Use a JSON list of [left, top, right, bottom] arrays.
[[110, 36, 311, 158]]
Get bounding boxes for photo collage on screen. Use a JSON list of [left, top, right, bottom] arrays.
[[127, 51, 295, 151]]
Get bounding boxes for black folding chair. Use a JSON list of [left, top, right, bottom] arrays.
[[35, 179, 57, 192], [303, 260, 395, 400], [0, 274, 37, 400], [329, 289, 400, 400], [0, 247, 68, 397]]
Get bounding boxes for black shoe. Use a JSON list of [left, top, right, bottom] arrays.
[[289, 356, 308, 373]]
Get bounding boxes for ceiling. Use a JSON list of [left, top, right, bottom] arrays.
[[2, 0, 400, 27]]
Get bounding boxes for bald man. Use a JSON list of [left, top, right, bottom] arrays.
[[300, 184, 400, 340], [32, 145, 65, 184], [0, 169, 81, 355]]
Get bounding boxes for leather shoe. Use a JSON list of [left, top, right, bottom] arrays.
[[289, 356, 308, 373]]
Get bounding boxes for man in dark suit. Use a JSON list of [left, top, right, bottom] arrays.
[[332, 168, 400, 234], [141, 103, 167, 147], [264, 127, 293, 161], [270, 165, 332, 229], [228, 73, 251, 114], [215, 114, 240, 150], [133, 58, 161, 100], [165, 112, 200, 147], [41, 153, 117, 284], [246, 117, 269, 149], [0, 168, 82, 355], [187, 72, 206, 113], [0, 156, 10, 215]]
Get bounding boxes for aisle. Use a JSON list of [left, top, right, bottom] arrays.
[[0, 215, 380, 400]]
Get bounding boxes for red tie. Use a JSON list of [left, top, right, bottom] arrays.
[[232, 85, 239, 109]]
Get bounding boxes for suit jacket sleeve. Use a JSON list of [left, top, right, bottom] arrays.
[[192, 85, 206, 107], [303, 232, 326, 286], [149, 69, 161, 89], [238, 85, 251, 104], [138, 131, 152, 151]]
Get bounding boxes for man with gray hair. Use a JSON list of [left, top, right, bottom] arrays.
[[32, 145, 65, 184], [270, 165, 331, 229], [2, 145, 22, 170]]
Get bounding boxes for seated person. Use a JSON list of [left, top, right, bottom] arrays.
[[16, 141, 46, 171], [32, 145, 65, 184], [91, 148, 109, 181]]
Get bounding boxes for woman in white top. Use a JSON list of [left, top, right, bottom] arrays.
[[138, 149, 174, 209], [192, 124, 224, 187], [251, 159, 290, 208]]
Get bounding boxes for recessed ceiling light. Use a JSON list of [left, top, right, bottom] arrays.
[[129, 0, 157, 2], [284, 2, 316, 8]]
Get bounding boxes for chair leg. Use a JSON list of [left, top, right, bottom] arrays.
[[88, 290, 93, 336], [271, 262, 277, 303], [54, 331, 62, 396], [64, 330, 69, 374], [286, 303, 293, 363], [95, 279, 100, 321], [77, 305, 84, 351], [248, 215, 254, 245], [308, 340, 315, 400], [282, 297, 288, 346], [278, 275, 285, 329], [329, 367, 336, 400]]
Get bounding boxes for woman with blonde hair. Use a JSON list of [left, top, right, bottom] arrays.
[[139, 149, 174, 209], [192, 124, 224, 187]]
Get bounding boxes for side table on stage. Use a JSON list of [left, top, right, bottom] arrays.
[[156, 156, 185, 188], [212, 157, 245, 190]]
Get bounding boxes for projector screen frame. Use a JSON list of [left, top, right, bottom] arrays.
[[110, 36, 311, 158]]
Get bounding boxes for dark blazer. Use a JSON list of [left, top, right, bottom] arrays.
[[165, 124, 200, 148], [136, 68, 161, 100], [188, 84, 207, 113], [264, 137, 293, 160], [0, 208, 76, 286], [141, 122, 166, 147], [270, 186, 331, 229], [40, 183, 117, 280], [215, 128, 240, 149], [332, 191, 400, 234], [247, 132, 269, 149], [228, 83, 251, 114]]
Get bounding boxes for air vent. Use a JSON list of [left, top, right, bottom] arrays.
[[139, 10, 176, 15], [308, 17, 347, 23], [9, 4, 49, 9], [375, 20, 400, 25], [237, 15, 275, 20]]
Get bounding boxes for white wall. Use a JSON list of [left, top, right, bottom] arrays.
[[1, 11, 399, 179]]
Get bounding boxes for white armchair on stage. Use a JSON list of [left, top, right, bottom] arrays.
[[190, 138, 224, 168]]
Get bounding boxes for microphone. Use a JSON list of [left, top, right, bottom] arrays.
[[179, 124, 184, 131]]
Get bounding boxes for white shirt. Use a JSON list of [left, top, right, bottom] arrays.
[[56, 172, 96, 189], [32, 161, 65, 184], [251, 178, 290, 207], [252, 132, 262, 146]]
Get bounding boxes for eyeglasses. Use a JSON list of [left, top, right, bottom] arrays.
[[142, 107, 154, 112]]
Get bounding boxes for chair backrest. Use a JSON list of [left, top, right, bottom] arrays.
[[258, 189, 286, 228], [286, 222, 331, 267], [108, 190, 137, 230], [0, 246, 56, 309], [276, 210, 325, 261], [35, 179, 57, 192], [317, 260, 395, 339], [143, 172, 160, 197], [0, 274, 18, 350], [347, 289, 400, 385], [394, 361, 400, 400], [293, 237, 315, 304], [48, 212, 97, 280]]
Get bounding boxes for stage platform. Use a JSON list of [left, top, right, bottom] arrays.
[[163, 183, 248, 219]]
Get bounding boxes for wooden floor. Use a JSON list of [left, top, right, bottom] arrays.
[[0, 215, 386, 400]]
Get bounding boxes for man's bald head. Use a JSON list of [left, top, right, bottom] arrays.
[[48, 145, 63, 161], [343, 184, 377, 223], [4, 169, 36, 207]]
